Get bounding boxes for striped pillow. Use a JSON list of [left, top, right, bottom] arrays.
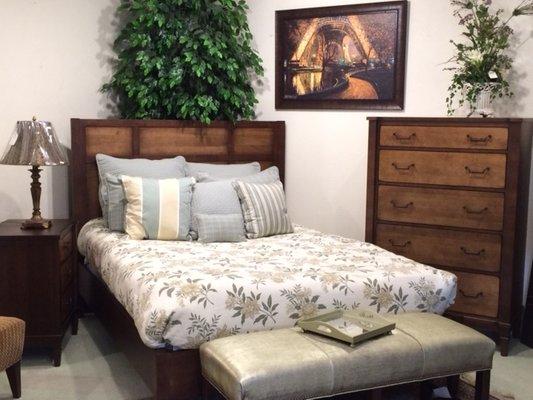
[[233, 180, 293, 239], [121, 176, 195, 240]]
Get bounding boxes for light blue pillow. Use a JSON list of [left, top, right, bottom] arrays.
[[186, 162, 260, 179], [196, 214, 246, 243], [96, 154, 187, 228], [189, 167, 280, 239]]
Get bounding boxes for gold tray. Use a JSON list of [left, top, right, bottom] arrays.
[[297, 309, 395, 347]]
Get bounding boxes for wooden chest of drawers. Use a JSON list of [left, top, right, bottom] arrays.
[[366, 117, 533, 356], [0, 219, 78, 366]]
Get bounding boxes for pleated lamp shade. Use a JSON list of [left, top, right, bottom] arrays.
[[0, 120, 68, 166]]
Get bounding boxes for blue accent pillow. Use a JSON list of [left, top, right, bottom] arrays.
[[189, 167, 280, 239], [196, 214, 246, 243]]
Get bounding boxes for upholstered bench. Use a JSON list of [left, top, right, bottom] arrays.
[[200, 313, 495, 400], [0, 317, 25, 399]]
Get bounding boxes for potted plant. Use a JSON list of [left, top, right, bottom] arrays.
[[102, 0, 263, 123], [445, 0, 533, 117]]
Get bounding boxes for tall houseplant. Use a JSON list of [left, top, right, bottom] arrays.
[[445, 0, 533, 116], [102, 0, 264, 123]]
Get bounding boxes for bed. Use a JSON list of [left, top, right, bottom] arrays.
[[70, 119, 456, 400]]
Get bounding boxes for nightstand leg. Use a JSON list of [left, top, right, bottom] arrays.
[[72, 313, 79, 335], [52, 345, 62, 367]]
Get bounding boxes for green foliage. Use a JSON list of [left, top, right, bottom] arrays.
[[102, 0, 264, 123], [445, 0, 533, 115]]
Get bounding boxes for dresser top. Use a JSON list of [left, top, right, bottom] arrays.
[[0, 219, 72, 238], [367, 116, 530, 124]]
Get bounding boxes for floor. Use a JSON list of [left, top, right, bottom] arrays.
[[0, 316, 532, 400]]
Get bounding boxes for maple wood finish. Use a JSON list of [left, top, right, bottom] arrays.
[[0, 219, 77, 366], [71, 119, 285, 400], [367, 117, 533, 356]]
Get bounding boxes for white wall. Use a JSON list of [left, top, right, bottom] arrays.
[[0, 0, 118, 221], [0, 0, 531, 299], [246, 0, 533, 301]]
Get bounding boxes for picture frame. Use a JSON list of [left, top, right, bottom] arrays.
[[275, 1, 408, 110]]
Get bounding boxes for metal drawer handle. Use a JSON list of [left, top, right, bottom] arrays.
[[459, 289, 484, 299], [392, 162, 415, 171], [465, 166, 490, 176], [460, 246, 486, 256], [463, 206, 488, 215], [391, 200, 414, 209], [393, 132, 416, 141], [388, 239, 411, 248], [467, 134, 492, 143]]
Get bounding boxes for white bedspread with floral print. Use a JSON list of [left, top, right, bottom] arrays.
[[78, 219, 457, 349]]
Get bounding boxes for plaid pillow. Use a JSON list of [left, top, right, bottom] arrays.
[[195, 214, 246, 243]]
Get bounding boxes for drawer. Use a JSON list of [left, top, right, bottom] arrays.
[[377, 185, 504, 231], [379, 150, 506, 188], [449, 272, 499, 318], [61, 283, 75, 323], [60, 256, 73, 290], [380, 125, 508, 150], [375, 224, 501, 272], [59, 229, 73, 263]]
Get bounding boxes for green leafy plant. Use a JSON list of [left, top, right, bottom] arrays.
[[445, 0, 533, 115], [102, 0, 264, 123]]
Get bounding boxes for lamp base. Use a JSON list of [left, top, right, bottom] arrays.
[[21, 218, 52, 230]]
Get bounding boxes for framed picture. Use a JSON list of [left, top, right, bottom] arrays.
[[275, 1, 408, 110]]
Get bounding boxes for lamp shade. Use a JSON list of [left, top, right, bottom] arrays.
[[0, 120, 68, 166]]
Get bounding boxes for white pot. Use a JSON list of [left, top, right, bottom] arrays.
[[471, 84, 495, 118]]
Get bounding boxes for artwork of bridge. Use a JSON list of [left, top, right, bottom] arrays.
[[291, 16, 378, 67]]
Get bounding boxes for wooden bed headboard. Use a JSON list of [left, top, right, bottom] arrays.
[[70, 119, 286, 229]]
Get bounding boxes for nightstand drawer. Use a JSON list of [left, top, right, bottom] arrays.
[[449, 272, 499, 318], [59, 229, 73, 263], [375, 224, 501, 272], [379, 150, 507, 188], [377, 185, 504, 230], [60, 256, 74, 290], [379, 125, 508, 150], [61, 283, 75, 323]]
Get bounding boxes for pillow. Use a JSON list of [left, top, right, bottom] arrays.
[[197, 166, 280, 183], [103, 174, 125, 231], [233, 180, 293, 239], [189, 167, 281, 239], [96, 154, 187, 225], [196, 214, 246, 243], [121, 176, 195, 240], [186, 162, 260, 179]]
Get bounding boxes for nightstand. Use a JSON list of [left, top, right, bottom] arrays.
[[0, 219, 78, 366]]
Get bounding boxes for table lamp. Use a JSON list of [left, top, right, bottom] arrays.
[[0, 117, 68, 229]]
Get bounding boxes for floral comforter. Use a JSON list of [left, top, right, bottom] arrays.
[[78, 219, 457, 349]]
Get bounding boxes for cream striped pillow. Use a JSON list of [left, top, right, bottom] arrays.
[[233, 180, 293, 239], [121, 176, 195, 240]]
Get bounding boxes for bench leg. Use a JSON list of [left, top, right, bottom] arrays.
[[475, 370, 490, 400], [447, 375, 460, 399], [6, 361, 21, 399], [420, 380, 433, 400], [367, 388, 383, 400]]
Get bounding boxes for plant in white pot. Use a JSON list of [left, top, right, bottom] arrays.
[[445, 0, 533, 117]]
